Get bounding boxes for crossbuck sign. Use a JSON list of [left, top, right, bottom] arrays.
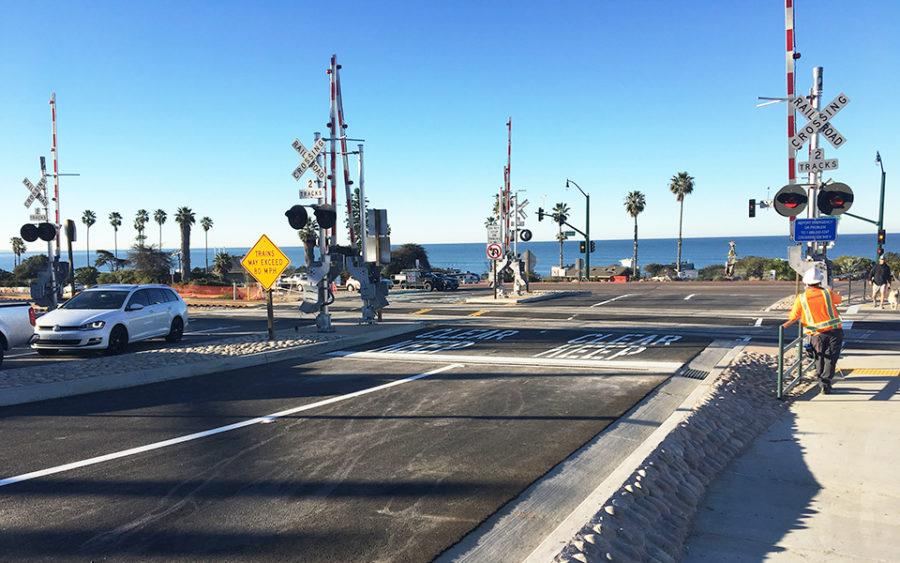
[[291, 137, 327, 181], [22, 177, 48, 209], [789, 92, 849, 150]]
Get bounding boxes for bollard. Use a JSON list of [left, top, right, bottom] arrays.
[[777, 325, 784, 400]]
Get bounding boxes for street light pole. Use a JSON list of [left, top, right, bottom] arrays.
[[566, 179, 590, 281], [876, 151, 886, 257]]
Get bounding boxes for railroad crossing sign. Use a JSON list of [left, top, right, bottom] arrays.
[[23, 177, 48, 208], [486, 243, 503, 261], [789, 92, 849, 150], [241, 234, 291, 291], [486, 224, 501, 244], [298, 178, 325, 200], [515, 198, 529, 223], [291, 137, 327, 181], [798, 147, 839, 174]]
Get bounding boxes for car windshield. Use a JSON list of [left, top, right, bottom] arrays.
[[62, 290, 130, 310]]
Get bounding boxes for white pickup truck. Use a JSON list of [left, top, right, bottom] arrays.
[[0, 302, 36, 367]]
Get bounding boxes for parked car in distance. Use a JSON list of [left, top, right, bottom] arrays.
[[393, 269, 458, 291], [277, 273, 310, 292], [0, 302, 36, 367], [31, 284, 188, 355]]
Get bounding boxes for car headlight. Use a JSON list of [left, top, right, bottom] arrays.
[[79, 321, 106, 330]]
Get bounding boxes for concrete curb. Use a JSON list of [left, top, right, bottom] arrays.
[[465, 291, 590, 305], [0, 322, 423, 408]]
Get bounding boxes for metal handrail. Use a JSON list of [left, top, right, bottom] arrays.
[[776, 323, 815, 400]]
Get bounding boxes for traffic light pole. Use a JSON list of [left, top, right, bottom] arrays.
[[877, 153, 886, 257], [566, 179, 590, 281]]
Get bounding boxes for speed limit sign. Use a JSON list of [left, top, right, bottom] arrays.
[[486, 243, 503, 260]]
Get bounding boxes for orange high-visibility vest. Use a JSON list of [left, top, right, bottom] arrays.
[[789, 287, 842, 335]]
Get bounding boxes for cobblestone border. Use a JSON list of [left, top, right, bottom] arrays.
[[553, 351, 810, 562]]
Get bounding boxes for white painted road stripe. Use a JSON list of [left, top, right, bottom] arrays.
[[684, 294, 696, 301], [754, 318, 763, 327], [590, 295, 631, 307], [847, 304, 861, 314], [329, 350, 683, 373], [5, 351, 37, 359], [184, 324, 242, 335], [0, 363, 462, 489]]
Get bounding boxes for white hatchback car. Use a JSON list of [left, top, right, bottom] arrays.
[[32, 284, 188, 355]]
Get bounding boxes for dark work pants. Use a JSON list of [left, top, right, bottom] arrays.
[[810, 328, 844, 387]]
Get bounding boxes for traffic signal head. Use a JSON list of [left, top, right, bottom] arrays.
[[590, 241, 596, 253], [877, 229, 886, 245], [773, 184, 808, 217], [285, 205, 309, 230], [65, 219, 76, 242], [21, 223, 39, 242], [877, 246, 885, 256], [579, 241, 586, 253], [312, 205, 337, 230], [817, 182, 854, 216], [749, 198, 756, 218], [537, 207, 545, 222]]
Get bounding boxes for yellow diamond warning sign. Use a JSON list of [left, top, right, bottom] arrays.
[[241, 234, 290, 291]]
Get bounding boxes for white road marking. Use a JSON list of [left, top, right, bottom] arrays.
[[846, 304, 861, 314], [754, 318, 763, 327], [590, 294, 631, 307], [184, 324, 242, 336], [684, 294, 697, 301], [5, 351, 37, 359], [0, 363, 462, 488], [329, 350, 682, 373]]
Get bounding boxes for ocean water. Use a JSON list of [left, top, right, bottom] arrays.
[[2, 234, 894, 277]]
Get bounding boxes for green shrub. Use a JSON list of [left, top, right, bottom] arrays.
[[74, 266, 100, 286]]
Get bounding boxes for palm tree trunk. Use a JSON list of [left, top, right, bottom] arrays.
[[114, 230, 118, 270], [632, 216, 639, 280], [676, 199, 684, 275], [205, 231, 209, 273], [558, 225, 564, 269], [181, 226, 191, 282], [159, 225, 163, 251], [86, 227, 90, 268]]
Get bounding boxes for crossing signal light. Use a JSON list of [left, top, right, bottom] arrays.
[[21, 222, 57, 242], [773, 185, 808, 217], [817, 182, 854, 216], [285, 205, 309, 230], [749, 198, 756, 218], [312, 205, 337, 230], [20, 223, 39, 242], [877, 246, 885, 256]]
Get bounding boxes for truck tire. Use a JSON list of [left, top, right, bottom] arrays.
[[424, 281, 433, 292]]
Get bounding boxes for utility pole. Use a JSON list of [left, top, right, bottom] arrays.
[[876, 152, 886, 257]]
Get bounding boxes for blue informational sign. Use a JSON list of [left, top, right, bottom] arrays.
[[793, 217, 838, 242]]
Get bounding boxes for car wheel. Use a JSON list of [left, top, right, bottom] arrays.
[[165, 317, 184, 343], [36, 349, 58, 356], [106, 325, 129, 355], [423, 281, 433, 292]]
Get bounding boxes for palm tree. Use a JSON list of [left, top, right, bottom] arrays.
[[624, 191, 647, 280], [81, 210, 96, 268], [484, 216, 498, 228], [109, 212, 123, 268], [669, 171, 695, 276], [10, 237, 26, 268], [213, 251, 233, 280], [134, 209, 150, 246], [297, 218, 319, 267], [200, 216, 213, 272], [153, 209, 167, 250], [175, 207, 196, 281], [552, 202, 571, 269]]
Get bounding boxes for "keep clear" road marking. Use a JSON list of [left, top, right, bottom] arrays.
[[0, 363, 463, 489], [590, 294, 631, 307]]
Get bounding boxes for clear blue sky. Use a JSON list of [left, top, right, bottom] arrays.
[[2, 0, 898, 252]]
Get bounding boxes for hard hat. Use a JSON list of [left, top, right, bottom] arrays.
[[803, 267, 825, 285]]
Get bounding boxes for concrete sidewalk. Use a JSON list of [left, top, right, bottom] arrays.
[[683, 347, 900, 562]]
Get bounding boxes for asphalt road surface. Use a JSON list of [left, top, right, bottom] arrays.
[[0, 325, 708, 562]]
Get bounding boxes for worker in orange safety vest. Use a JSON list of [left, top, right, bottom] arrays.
[[783, 267, 843, 394]]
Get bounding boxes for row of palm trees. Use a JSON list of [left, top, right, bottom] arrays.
[[79, 208, 214, 281], [485, 172, 695, 279]]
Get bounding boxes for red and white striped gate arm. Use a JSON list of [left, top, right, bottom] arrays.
[[334, 61, 357, 246], [50, 92, 61, 255], [785, 0, 796, 185], [327, 56, 339, 242]]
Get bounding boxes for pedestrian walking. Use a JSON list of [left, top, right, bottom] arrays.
[[783, 268, 844, 394], [869, 257, 894, 309]]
